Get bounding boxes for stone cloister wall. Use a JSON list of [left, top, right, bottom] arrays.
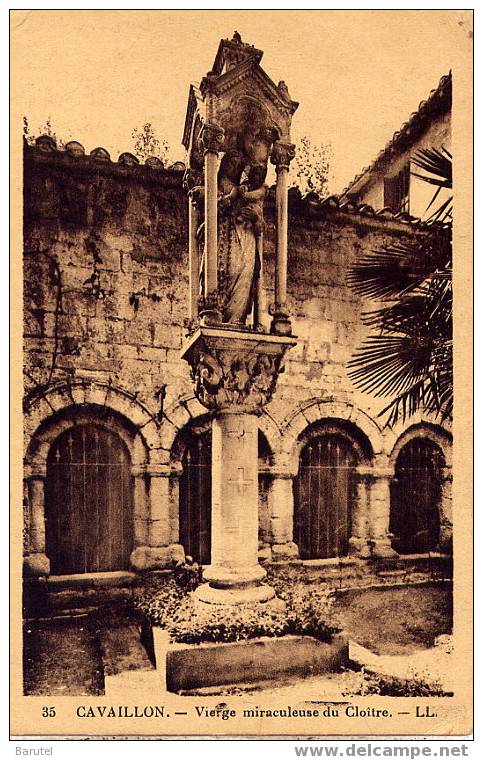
[[22, 141, 452, 576]]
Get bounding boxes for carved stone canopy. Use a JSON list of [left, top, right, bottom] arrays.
[[181, 325, 296, 413], [182, 32, 298, 160]]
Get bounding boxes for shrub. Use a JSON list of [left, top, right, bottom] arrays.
[[136, 573, 343, 645], [345, 669, 452, 697]]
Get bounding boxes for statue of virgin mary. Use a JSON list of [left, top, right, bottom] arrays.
[[217, 153, 268, 325]]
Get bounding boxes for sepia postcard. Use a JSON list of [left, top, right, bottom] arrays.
[[10, 9, 473, 739]]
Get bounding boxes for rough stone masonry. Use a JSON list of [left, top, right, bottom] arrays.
[[22, 138, 453, 578]]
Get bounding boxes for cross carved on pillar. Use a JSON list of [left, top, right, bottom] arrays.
[[228, 467, 253, 495]]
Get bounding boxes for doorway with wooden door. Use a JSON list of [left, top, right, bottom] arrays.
[[45, 423, 134, 575], [294, 430, 360, 560]]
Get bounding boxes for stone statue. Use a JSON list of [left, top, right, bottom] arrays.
[[217, 155, 268, 324]]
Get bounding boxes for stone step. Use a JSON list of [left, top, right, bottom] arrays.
[[98, 621, 154, 677]]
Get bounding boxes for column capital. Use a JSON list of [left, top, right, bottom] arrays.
[[24, 465, 47, 480], [355, 465, 375, 480], [271, 141, 295, 171], [267, 468, 295, 480], [371, 467, 394, 481], [183, 167, 204, 195], [131, 464, 180, 478], [198, 122, 225, 155]]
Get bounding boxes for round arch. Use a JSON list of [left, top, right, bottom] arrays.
[[23, 380, 158, 577], [24, 379, 160, 465], [389, 422, 452, 467], [280, 399, 382, 473]]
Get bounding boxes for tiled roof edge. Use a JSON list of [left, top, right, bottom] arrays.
[[340, 72, 452, 198], [25, 136, 186, 173]]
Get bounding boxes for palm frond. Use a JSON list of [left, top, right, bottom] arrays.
[[412, 147, 452, 188], [347, 231, 451, 300], [411, 146, 453, 223], [347, 147, 453, 426]]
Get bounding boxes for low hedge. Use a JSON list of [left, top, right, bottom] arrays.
[[135, 572, 343, 645]]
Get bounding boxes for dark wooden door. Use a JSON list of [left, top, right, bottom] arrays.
[[179, 431, 212, 565], [390, 438, 443, 553], [295, 434, 357, 559], [45, 424, 134, 574]]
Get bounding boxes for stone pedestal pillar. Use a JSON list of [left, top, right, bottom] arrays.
[[195, 412, 274, 604], [269, 472, 299, 560], [270, 141, 295, 336], [348, 466, 372, 558], [368, 466, 399, 559], [182, 326, 296, 605], [24, 469, 50, 577]]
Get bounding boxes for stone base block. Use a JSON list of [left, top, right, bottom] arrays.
[[258, 543, 273, 562], [23, 553, 50, 577], [193, 581, 275, 606], [348, 537, 372, 559], [271, 541, 299, 560], [150, 629, 348, 692], [370, 541, 399, 559], [130, 544, 185, 572], [202, 562, 267, 588]]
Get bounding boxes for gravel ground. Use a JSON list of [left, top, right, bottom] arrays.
[[333, 583, 452, 655], [23, 606, 153, 696], [23, 616, 104, 696]]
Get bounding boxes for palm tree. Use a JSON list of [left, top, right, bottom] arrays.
[[347, 147, 452, 427]]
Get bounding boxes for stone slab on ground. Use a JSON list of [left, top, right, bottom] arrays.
[[98, 622, 154, 677], [150, 627, 348, 692]]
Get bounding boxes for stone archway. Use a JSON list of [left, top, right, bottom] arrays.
[[293, 422, 366, 560], [23, 379, 184, 576], [45, 422, 134, 574]]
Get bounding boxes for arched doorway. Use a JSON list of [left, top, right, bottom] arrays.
[[294, 430, 359, 559], [178, 426, 272, 565], [45, 423, 134, 574], [390, 437, 444, 553]]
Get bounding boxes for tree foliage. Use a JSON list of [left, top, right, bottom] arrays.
[[23, 115, 66, 148], [347, 147, 453, 427], [131, 122, 170, 164], [291, 135, 332, 198]]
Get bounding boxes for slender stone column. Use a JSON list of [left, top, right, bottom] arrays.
[[269, 472, 299, 560], [199, 123, 224, 323], [24, 469, 50, 576], [195, 411, 274, 604], [368, 465, 399, 559], [253, 231, 265, 329], [147, 469, 172, 547], [349, 466, 373, 558], [130, 465, 184, 571], [132, 469, 149, 546], [188, 197, 200, 322], [270, 141, 295, 336]]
